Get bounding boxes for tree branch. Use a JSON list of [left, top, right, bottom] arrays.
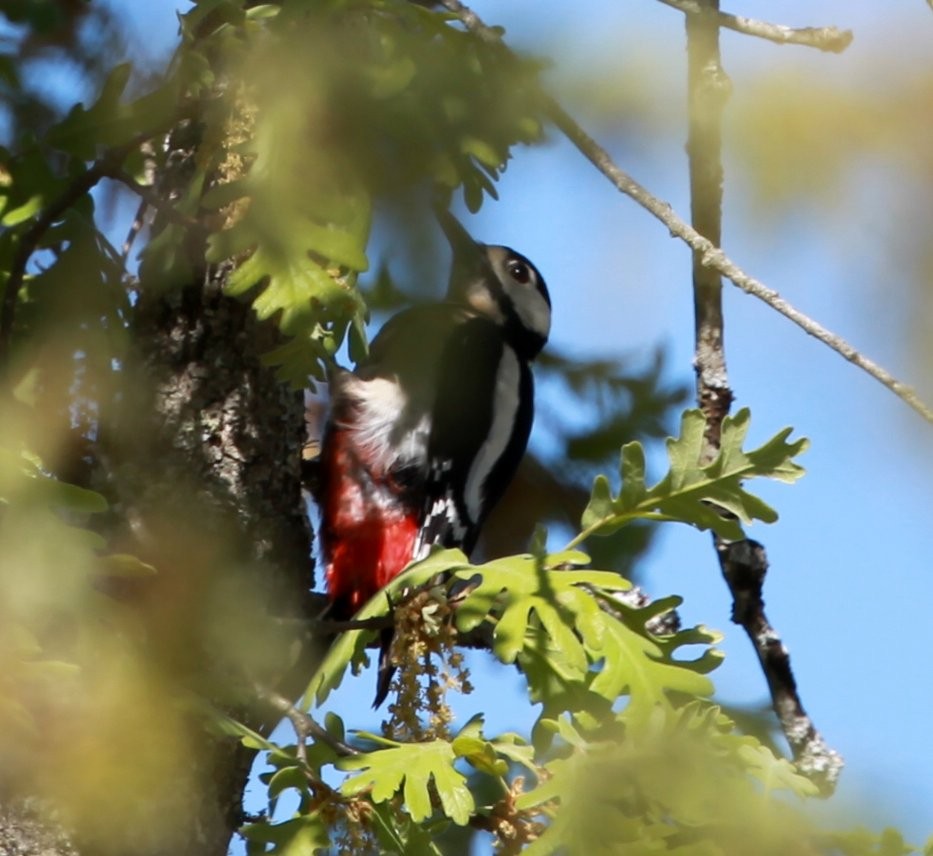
[[438, 0, 933, 426], [686, 0, 732, 449], [718, 541, 843, 789], [544, 100, 933, 426], [656, 0, 853, 53], [109, 170, 205, 234], [314, 615, 395, 634], [683, 0, 843, 794]]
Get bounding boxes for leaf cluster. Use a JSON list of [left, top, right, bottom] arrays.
[[2, 0, 547, 393], [237, 410, 819, 852], [233, 409, 925, 854], [164, 0, 546, 385], [0, 426, 134, 768], [240, 536, 839, 854]]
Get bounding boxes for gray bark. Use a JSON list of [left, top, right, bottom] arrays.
[[86, 267, 316, 856]]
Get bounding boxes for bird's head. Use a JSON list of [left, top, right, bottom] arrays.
[[439, 210, 551, 359]]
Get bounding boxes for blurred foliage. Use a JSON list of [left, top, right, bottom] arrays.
[[729, 70, 933, 216], [0, 0, 926, 854], [728, 65, 933, 402], [0, 0, 126, 144]]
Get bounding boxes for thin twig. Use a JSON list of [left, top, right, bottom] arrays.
[[656, 0, 853, 53], [438, 0, 933, 426], [109, 170, 205, 233], [257, 684, 359, 758], [544, 99, 933, 426], [122, 197, 150, 263]]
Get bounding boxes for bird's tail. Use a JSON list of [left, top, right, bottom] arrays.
[[372, 627, 395, 709]]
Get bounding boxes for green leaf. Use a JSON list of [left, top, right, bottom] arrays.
[[451, 554, 630, 668], [460, 136, 504, 170], [260, 334, 334, 389], [241, 812, 330, 856], [47, 62, 132, 157], [225, 250, 334, 330], [98, 553, 158, 577], [517, 702, 822, 855], [0, 448, 108, 513], [1, 194, 43, 226], [200, 704, 295, 766], [368, 802, 444, 856], [339, 738, 475, 826], [451, 717, 509, 777], [578, 408, 808, 543], [367, 57, 417, 99], [267, 765, 309, 801], [488, 732, 537, 774], [449, 554, 723, 721], [588, 610, 714, 722]]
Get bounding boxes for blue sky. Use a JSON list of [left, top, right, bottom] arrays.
[[36, 0, 933, 849]]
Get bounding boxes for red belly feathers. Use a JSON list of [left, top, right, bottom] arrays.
[[321, 425, 418, 616]]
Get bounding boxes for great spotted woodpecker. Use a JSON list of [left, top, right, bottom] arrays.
[[318, 212, 550, 704]]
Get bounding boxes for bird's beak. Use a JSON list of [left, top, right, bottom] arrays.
[[436, 209, 487, 298], [437, 208, 476, 256]]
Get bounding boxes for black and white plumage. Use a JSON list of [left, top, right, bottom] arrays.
[[319, 210, 550, 705], [411, 214, 550, 559]]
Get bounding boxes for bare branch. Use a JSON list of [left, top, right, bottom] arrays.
[[109, 170, 205, 233], [718, 540, 844, 791], [545, 99, 933, 425], [657, 0, 853, 53], [686, 0, 731, 448], [438, 0, 933, 426], [683, 0, 843, 793]]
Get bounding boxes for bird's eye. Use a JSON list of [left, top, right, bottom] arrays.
[[507, 259, 531, 284]]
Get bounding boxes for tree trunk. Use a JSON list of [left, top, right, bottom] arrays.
[[83, 265, 316, 856]]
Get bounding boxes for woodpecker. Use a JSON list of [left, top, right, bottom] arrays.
[[318, 211, 550, 704]]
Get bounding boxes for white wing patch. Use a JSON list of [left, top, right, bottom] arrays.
[[413, 487, 467, 560], [464, 346, 521, 522]]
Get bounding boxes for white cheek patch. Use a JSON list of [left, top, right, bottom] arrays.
[[503, 278, 551, 341], [466, 283, 505, 323]]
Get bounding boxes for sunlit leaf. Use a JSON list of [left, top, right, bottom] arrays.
[[241, 812, 330, 856], [339, 738, 474, 826], [579, 408, 808, 542]]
